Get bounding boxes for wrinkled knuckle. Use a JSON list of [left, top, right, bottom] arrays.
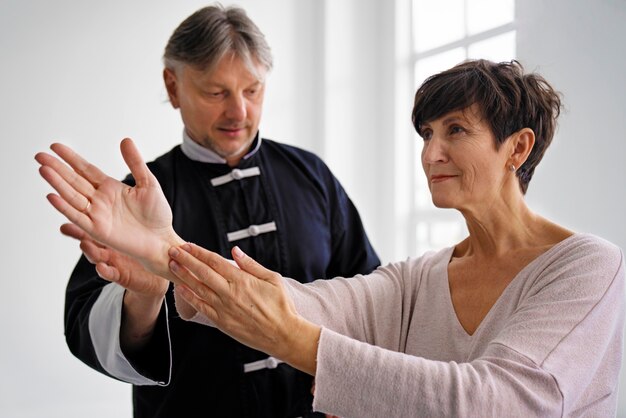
[[202, 267, 213, 280], [208, 258, 220, 270]]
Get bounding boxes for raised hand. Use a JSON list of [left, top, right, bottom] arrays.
[[36, 138, 185, 279], [168, 243, 321, 375], [60, 223, 169, 298]]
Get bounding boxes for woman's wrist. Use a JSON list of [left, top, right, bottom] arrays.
[[280, 315, 321, 376]]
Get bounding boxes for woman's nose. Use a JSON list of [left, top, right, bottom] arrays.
[[421, 136, 447, 164]]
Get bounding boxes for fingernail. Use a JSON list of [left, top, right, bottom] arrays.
[[169, 259, 179, 272], [169, 247, 179, 257], [182, 243, 192, 252], [233, 246, 244, 258]]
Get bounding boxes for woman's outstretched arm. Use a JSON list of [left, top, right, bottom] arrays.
[[169, 243, 321, 375]]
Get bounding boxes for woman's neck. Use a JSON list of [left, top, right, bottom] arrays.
[[454, 194, 571, 259]]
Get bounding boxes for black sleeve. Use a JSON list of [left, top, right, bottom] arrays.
[[63, 254, 171, 384], [64, 157, 175, 383], [326, 174, 381, 278]]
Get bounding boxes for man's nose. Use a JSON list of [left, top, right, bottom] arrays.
[[224, 93, 246, 121]]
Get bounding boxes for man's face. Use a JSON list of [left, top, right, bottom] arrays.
[[164, 54, 267, 166]]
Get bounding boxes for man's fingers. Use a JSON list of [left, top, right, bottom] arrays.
[[95, 262, 120, 283], [49, 143, 108, 187], [46, 193, 92, 233], [36, 151, 95, 200], [79, 240, 108, 264], [120, 138, 156, 188], [60, 223, 86, 240], [39, 164, 93, 216]]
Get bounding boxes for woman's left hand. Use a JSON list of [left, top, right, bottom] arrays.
[[168, 243, 320, 375]]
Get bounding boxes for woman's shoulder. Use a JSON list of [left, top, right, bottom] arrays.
[[532, 233, 624, 294], [551, 233, 623, 265]]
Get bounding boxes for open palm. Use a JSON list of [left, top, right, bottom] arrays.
[[36, 138, 182, 277]]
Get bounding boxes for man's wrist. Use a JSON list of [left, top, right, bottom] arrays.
[[121, 290, 165, 352], [144, 229, 186, 281]]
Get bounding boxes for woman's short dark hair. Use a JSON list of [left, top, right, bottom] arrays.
[[412, 59, 562, 194]]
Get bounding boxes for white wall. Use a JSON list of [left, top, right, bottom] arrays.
[[2, 0, 625, 417], [517, 0, 626, 253]]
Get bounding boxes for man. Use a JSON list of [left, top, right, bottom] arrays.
[[63, 5, 380, 417]]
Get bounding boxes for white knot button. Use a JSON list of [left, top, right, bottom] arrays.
[[227, 221, 277, 242], [265, 357, 279, 369], [243, 356, 284, 373], [231, 169, 243, 180]]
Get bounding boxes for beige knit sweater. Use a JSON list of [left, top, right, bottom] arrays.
[[186, 233, 625, 417]]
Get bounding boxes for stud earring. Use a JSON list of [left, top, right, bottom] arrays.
[[509, 164, 516, 172]]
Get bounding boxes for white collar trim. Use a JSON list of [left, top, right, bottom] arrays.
[[180, 130, 262, 164]]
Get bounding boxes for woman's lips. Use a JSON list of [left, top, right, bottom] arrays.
[[430, 175, 456, 183]]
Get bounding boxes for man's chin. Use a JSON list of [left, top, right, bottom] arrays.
[[215, 142, 254, 162]]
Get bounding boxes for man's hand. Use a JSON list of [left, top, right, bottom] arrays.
[[61, 223, 169, 298], [61, 222, 170, 352], [36, 138, 185, 280]]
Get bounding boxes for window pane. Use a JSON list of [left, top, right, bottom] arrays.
[[467, 0, 514, 35], [467, 30, 516, 62], [430, 221, 466, 248], [413, 0, 464, 53], [414, 47, 466, 87], [416, 220, 466, 253]]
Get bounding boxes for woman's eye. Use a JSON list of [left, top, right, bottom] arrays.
[[450, 126, 464, 135], [421, 130, 432, 141]]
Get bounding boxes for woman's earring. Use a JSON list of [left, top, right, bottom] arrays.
[[509, 164, 516, 172]]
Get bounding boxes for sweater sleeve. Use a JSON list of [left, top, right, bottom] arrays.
[[306, 237, 625, 417], [284, 260, 417, 351]]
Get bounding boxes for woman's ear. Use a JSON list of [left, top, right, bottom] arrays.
[[509, 128, 535, 168]]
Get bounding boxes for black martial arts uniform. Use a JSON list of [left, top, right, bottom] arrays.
[[65, 134, 380, 418]]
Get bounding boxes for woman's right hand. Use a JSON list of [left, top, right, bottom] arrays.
[[36, 138, 185, 279]]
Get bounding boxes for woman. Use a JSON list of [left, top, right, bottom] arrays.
[[37, 60, 625, 417]]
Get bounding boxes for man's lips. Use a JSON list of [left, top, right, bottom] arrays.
[[218, 127, 246, 136]]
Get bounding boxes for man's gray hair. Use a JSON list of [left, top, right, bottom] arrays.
[[163, 4, 273, 77]]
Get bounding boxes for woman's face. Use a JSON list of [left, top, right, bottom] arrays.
[[420, 105, 510, 212]]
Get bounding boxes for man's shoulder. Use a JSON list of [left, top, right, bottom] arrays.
[[261, 138, 320, 158], [260, 138, 330, 173], [146, 145, 182, 170]]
